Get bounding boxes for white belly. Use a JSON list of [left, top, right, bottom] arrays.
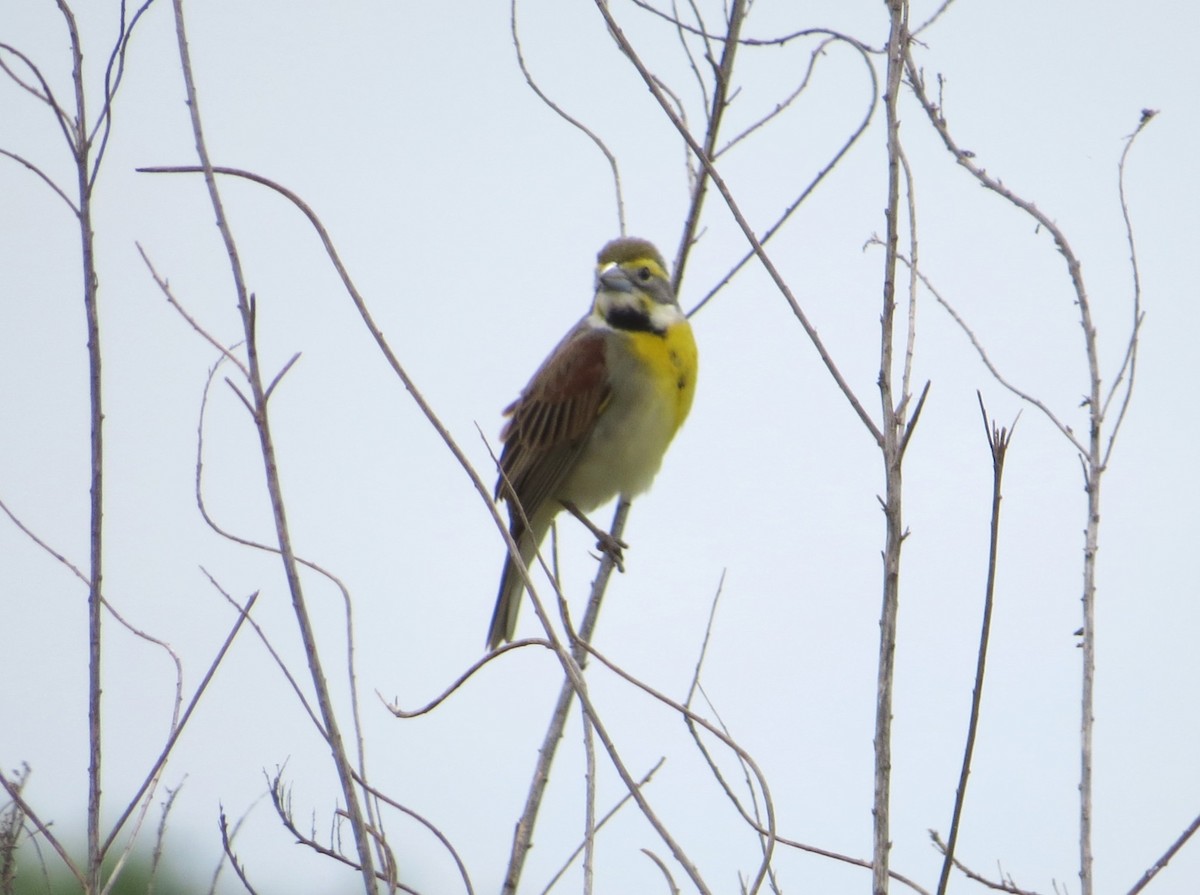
[[558, 356, 675, 511]]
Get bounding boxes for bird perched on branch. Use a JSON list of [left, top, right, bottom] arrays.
[[487, 237, 698, 650]]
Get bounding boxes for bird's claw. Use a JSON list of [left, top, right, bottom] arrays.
[[594, 532, 628, 572]]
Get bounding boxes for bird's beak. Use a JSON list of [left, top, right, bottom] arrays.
[[597, 265, 634, 294]]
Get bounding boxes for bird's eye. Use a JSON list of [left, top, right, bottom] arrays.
[[637, 266, 651, 281]]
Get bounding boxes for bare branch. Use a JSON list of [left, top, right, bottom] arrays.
[[930, 831, 1045, 895], [579, 639, 774, 895], [346, 776, 475, 895], [0, 147, 79, 213], [88, 0, 159, 187], [145, 782, 183, 895], [502, 499, 635, 895], [670, 0, 747, 289], [591, 0, 884, 445], [1101, 110, 1155, 468], [935, 395, 1015, 895], [882, 247, 1088, 456], [384, 639, 548, 719], [136, 243, 249, 377], [101, 591, 260, 856], [641, 849, 682, 895], [687, 31, 877, 318], [510, 0, 625, 234], [218, 806, 262, 895], [582, 710, 597, 895], [669, 0, 713, 118], [263, 352, 303, 403], [716, 37, 834, 157], [910, 0, 960, 36], [903, 53, 1100, 447], [1126, 810, 1200, 895], [538, 759, 666, 895], [872, 7, 910, 893], [0, 41, 76, 150], [0, 766, 83, 887], [163, 3, 380, 880]]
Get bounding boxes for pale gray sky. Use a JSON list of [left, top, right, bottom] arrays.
[[2, 1, 1198, 893]]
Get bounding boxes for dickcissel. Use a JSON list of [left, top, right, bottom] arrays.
[[487, 237, 698, 649]]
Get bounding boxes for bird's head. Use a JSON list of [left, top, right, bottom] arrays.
[[592, 237, 679, 334]]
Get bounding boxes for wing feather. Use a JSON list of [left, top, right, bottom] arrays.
[[496, 323, 610, 529]]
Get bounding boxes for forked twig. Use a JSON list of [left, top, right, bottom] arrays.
[[592, 0, 884, 445], [218, 807, 261, 895], [537, 759, 667, 895], [1100, 110, 1155, 469], [906, 49, 1155, 895], [930, 831, 1043, 895], [164, 2, 379, 885], [935, 395, 1016, 895]]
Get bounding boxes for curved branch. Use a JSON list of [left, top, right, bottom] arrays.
[[592, 1, 884, 446], [89, 0, 160, 188], [510, 0, 625, 234], [0, 42, 75, 151], [687, 31, 878, 317], [0, 148, 79, 213], [1101, 110, 1155, 468]]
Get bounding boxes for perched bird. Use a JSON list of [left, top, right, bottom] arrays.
[[487, 237, 698, 649]]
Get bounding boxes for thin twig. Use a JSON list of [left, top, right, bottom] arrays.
[[47, 3, 107, 887], [88, 0, 159, 187], [347, 775, 475, 895], [1125, 810, 1200, 895], [716, 37, 834, 158], [897, 142, 919, 409], [0, 40, 76, 148], [910, 0, 959, 36], [146, 782, 183, 895], [0, 767, 84, 887], [502, 500, 633, 894], [641, 849, 682, 895], [592, 1, 884, 444], [1100, 110, 1155, 468], [930, 831, 1043, 895], [266, 773, 421, 895], [218, 806, 261, 895], [670, 0, 746, 288], [885, 245, 1087, 455], [669, 0, 712, 123], [136, 243, 249, 375], [582, 709, 597, 895], [687, 30, 877, 318], [0, 147, 79, 212], [101, 591, 260, 856], [936, 395, 1016, 895], [138, 165, 514, 611], [904, 50, 1131, 895], [537, 758, 666, 895], [578, 639, 774, 895], [872, 5, 910, 894], [164, 4, 379, 884], [509, 0, 625, 234]]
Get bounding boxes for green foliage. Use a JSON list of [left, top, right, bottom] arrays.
[[3, 848, 200, 895]]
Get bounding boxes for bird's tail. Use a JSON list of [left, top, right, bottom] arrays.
[[486, 513, 551, 650]]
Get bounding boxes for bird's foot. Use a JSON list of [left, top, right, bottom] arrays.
[[561, 500, 628, 572], [594, 531, 627, 573]]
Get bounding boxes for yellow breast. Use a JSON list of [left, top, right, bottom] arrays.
[[626, 319, 697, 434], [560, 319, 697, 510]]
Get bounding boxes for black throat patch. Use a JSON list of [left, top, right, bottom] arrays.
[[606, 305, 664, 335]]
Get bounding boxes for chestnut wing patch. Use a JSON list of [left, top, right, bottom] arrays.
[[496, 327, 610, 527]]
